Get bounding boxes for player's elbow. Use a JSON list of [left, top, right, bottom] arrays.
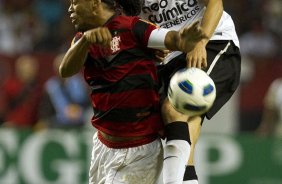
[[59, 64, 72, 78], [59, 65, 67, 78], [58, 55, 81, 78]]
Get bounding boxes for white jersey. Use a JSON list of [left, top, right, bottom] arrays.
[[264, 78, 282, 137], [139, 0, 240, 62]]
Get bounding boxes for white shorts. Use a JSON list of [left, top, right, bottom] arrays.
[[89, 133, 163, 184]]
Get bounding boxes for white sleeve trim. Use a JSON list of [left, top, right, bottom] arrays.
[[147, 28, 170, 49]]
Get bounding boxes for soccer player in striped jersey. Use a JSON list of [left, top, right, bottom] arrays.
[[60, 0, 207, 183], [139, 0, 241, 183]]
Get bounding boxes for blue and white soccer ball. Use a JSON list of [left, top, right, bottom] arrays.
[[168, 67, 216, 116]]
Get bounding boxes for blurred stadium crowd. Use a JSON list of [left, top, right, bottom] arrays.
[[0, 0, 282, 134], [0, 0, 74, 54]]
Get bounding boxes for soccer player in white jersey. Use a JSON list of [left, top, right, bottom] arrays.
[[139, 0, 241, 183]]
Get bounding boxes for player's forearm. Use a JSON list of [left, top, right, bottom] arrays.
[[164, 23, 207, 53], [59, 36, 90, 78], [164, 31, 180, 51], [200, 0, 223, 44]]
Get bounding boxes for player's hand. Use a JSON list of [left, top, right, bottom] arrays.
[[84, 27, 112, 47], [186, 41, 207, 69], [154, 49, 170, 62], [178, 21, 208, 53]]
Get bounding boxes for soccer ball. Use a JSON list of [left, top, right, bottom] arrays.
[[168, 67, 216, 116]]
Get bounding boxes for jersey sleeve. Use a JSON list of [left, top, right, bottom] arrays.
[[132, 18, 169, 49], [147, 28, 170, 49]]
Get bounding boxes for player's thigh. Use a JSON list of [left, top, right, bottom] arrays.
[[107, 139, 163, 184], [161, 98, 189, 124], [89, 133, 110, 184], [89, 133, 130, 184]]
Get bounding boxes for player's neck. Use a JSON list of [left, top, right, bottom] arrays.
[[92, 7, 115, 27]]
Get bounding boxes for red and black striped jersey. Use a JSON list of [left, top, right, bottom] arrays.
[[78, 14, 164, 140]]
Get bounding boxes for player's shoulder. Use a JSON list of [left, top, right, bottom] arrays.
[[112, 15, 139, 25], [112, 15, 157, 29]]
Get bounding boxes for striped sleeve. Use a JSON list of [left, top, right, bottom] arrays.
[[132, 18, 169, 49], [132, 18, 156, 47]]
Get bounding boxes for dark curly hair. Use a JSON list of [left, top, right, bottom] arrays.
[[102, 0, 143, 16], [115, 0, 143, 16]]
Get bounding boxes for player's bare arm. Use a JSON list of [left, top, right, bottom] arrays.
[[186, 0, 223, 68], [199, 0, 223, 40], [165, 21, 207, 53], [84, 27, 112, 47], [59, 35, 90, 78], [59, 27, 112, 78], [178, 21, 208, 53]]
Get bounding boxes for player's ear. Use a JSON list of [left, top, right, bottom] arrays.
[[90, 0, 101, 14], [90, 0, 101, 8]]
